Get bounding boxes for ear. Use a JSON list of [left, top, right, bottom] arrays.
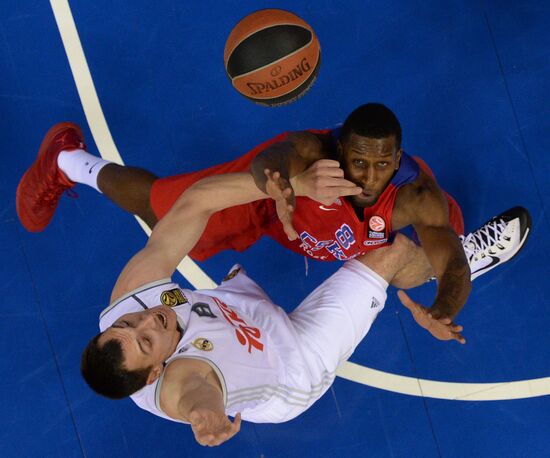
[[395, 148, 403, 170], [336, 140, 343, 160], [146, 364, 164, 385]]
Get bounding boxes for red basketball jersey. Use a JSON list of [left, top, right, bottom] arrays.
[[150, 128, 462, 262], [261, 133, 420, 260]]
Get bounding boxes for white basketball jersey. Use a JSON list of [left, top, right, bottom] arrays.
[[98, 267, 326, 423]]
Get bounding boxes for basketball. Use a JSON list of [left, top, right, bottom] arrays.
[[224, 9, 321, 106]]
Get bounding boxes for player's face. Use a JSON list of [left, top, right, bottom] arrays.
[[339, 133, 402, 208], [100, 305, 181, 377]]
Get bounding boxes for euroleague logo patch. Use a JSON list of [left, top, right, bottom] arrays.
[[160, 288, 188, 307], [369, 215, 386, 232]]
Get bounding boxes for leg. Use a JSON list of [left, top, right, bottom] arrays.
[[355, 233, 424, 284], [289, 233, 419, 376], [16, 122, 160, 232], [354, 232, 434, 289], [97, 164, 158, 229], [389, 243, 434, 289]]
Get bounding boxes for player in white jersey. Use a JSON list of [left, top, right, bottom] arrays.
[[81, 171, 463, 447]]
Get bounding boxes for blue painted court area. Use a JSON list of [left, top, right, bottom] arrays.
[[1, 0, 549, 457]]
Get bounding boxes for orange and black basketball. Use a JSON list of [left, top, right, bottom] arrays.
[[224, 9, 321, 106]]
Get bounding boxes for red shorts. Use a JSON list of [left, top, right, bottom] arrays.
[[150, 134, 286, 261], [413, 156, 464, 236]]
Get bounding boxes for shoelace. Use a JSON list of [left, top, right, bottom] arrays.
[[460, 218, 508, 259]]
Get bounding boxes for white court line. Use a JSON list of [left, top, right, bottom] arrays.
[[50, 0, 215, 291], [50, 0, 550, 401], [338, 362, 550, 401]]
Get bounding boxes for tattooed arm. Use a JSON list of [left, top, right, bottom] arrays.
[[394, 172, 471, 343]]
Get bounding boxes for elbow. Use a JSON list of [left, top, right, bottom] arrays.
[[454, 258, 472, 300], [177, 181, 220, 216], [250, 158, 267, 191], [463, 272, 473, 298], [465, 269, 473, 292]]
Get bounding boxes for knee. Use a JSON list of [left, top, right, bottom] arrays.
[[389, 234, 434, 288], [391, 270, 433, 289], [391, 233, 419, 262]]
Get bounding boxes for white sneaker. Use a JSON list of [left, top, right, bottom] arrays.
[[461, 207, 532, 281]]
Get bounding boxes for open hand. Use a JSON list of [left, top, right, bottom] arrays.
[[264, 168, 298, 240], [294, 159, 362, 205], [189, 409, 242, 447], [397, 290, 466, 344]]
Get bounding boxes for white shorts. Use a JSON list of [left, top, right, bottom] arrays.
[[289, 259, 388, 380], [208, 260, 388, 422]]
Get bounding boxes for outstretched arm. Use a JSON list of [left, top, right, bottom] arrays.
[[397, 178, 471, 343], [110, 173, 265, 302], [160, 358, 241, 447]]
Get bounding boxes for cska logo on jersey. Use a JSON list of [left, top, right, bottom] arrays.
[[213, 297, 264, 353]]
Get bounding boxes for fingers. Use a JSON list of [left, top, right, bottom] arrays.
[[398, 291, 467, 344], [264, 169, 288, 185], [433, 329, 465, 344], [445, 322, 466, 344], [428, 311, 465, 343], [318, 181, 362, 202], [265, 170, 294, 195], [397, 290, 419, 313], [338, 185, 363, 197], [450, 324, 463, 332], [431, 320, 466, 344], [264, 169, 286, 188], [453, 333, 466, 344], [282, 209, 298, 240], [293, 160, 364, 203], [305, 162, 361, 190], [397, 290, 432, 331], [233, 412, 242, 431], [193, 413, 242, 447], [284, 226, 298, 241], [264, 170, 296, 214], [315, 174, 361, 192], [311, 159, 342, 169], [189, 411, 206, 428], [270, 181, 297, 240]]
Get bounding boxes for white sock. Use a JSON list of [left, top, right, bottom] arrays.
[[57, 149, 111, 193]]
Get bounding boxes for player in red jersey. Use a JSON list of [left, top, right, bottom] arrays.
[[16, 104, 531, 343]]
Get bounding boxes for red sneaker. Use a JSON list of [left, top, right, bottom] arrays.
[[16, 122, 86, 232]]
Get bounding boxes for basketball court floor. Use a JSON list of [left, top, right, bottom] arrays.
[[1, 1, 549, 457]]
